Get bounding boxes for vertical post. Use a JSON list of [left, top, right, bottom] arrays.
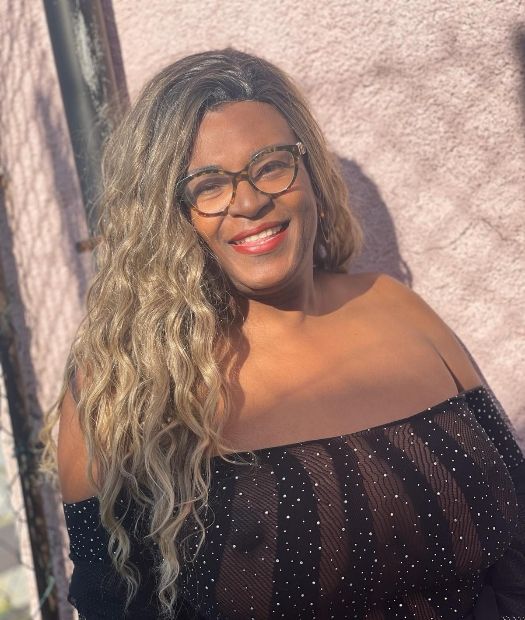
[[0, 3, 127, 617], [43, 0, 124, 240]]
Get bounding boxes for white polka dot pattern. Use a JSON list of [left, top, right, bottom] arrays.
[[63, 384, 525, 619]]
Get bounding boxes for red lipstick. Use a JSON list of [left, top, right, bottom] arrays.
[[229, 221, 288, 243], [229, 221, 289, 255]]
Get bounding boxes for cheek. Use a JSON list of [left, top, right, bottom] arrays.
[[297, 169, 318, 214], [299, 185, 319, 231], [190, 216, 220, 245]]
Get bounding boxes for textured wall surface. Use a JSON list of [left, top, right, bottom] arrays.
[[0, 2, 524, 616], [2, 0, 523, 444], [0, 1, 91, 617], [1, 1, 92, 411], [112, 0, 525, 435]]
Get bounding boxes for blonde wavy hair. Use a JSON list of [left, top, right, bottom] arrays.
[[41, 48, 363, 615]]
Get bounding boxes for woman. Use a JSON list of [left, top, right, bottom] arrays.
[[42, 48, 524, 619]]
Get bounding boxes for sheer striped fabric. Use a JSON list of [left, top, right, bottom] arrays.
[[64, 384, 525, 619]]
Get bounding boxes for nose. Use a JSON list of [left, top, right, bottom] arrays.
[[227, 178, 270, 217]]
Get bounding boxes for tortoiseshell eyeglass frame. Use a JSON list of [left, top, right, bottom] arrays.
[[176, 142, 307, 217]]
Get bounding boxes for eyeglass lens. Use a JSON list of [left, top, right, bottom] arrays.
[[184, 149, 296, 214]]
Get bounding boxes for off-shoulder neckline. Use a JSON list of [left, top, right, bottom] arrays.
[[212, 384, 486, 458], [63, 384, 488, 508]]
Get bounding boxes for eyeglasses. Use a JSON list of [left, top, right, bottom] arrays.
[[176, 142, 307, 217]]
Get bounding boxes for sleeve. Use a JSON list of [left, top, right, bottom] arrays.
[[464, 385, 525, 615], [63, 497, 201, 619]]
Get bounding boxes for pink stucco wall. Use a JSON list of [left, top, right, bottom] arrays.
[[1, 1, 91, 617], [3, 0, 524, 439], [1, 2, 524, 616]]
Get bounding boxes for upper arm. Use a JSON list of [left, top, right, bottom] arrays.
[[57, 374, 98, 503], [374, 272, 484, 392]]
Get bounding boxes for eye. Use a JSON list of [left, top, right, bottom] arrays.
[[196, 182, 222, 195], [252, 158, 291, 181], [189, 175, 230, 200]]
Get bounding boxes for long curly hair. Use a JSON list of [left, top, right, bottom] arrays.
[[41, 48, 363, 614]]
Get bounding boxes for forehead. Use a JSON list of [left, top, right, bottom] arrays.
[[188, 101, 296, 170]]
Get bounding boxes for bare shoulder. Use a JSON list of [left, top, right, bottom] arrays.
[[367, 271, 483, 391], [57, 371, 98, 503]]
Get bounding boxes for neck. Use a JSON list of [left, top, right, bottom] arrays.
[[233, 267, 326, 339]]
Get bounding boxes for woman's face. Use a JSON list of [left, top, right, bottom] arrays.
[[185, 101, 318, 299]]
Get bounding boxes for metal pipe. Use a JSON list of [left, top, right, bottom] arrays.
[[43, 0, 124, 239]]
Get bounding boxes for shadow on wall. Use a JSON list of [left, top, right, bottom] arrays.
[[100, 0, 129, 105], [339, 156, 523, 422], [511, 26, 525, 438], [337, 157, 413, 287], [35, 86, 91, 304], [337, 155, 524, 439], [512, 25, 525, 135]]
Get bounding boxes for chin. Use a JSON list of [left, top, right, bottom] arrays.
[[228, 266, 299, 298], [232, 278, 285, 297]]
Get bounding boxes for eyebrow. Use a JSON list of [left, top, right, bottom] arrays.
[[185, 142, 290, 177], [185, 163, 221, 177]]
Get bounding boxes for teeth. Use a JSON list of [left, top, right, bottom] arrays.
[[233, 225, 284, 245]]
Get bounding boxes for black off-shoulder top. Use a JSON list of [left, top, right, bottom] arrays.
[[63, 384, 525, 619]]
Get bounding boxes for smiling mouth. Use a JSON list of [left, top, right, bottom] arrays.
[[230, 222, 289, 245]]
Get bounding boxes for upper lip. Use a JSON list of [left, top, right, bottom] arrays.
[[228, 220, 288, 243]]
